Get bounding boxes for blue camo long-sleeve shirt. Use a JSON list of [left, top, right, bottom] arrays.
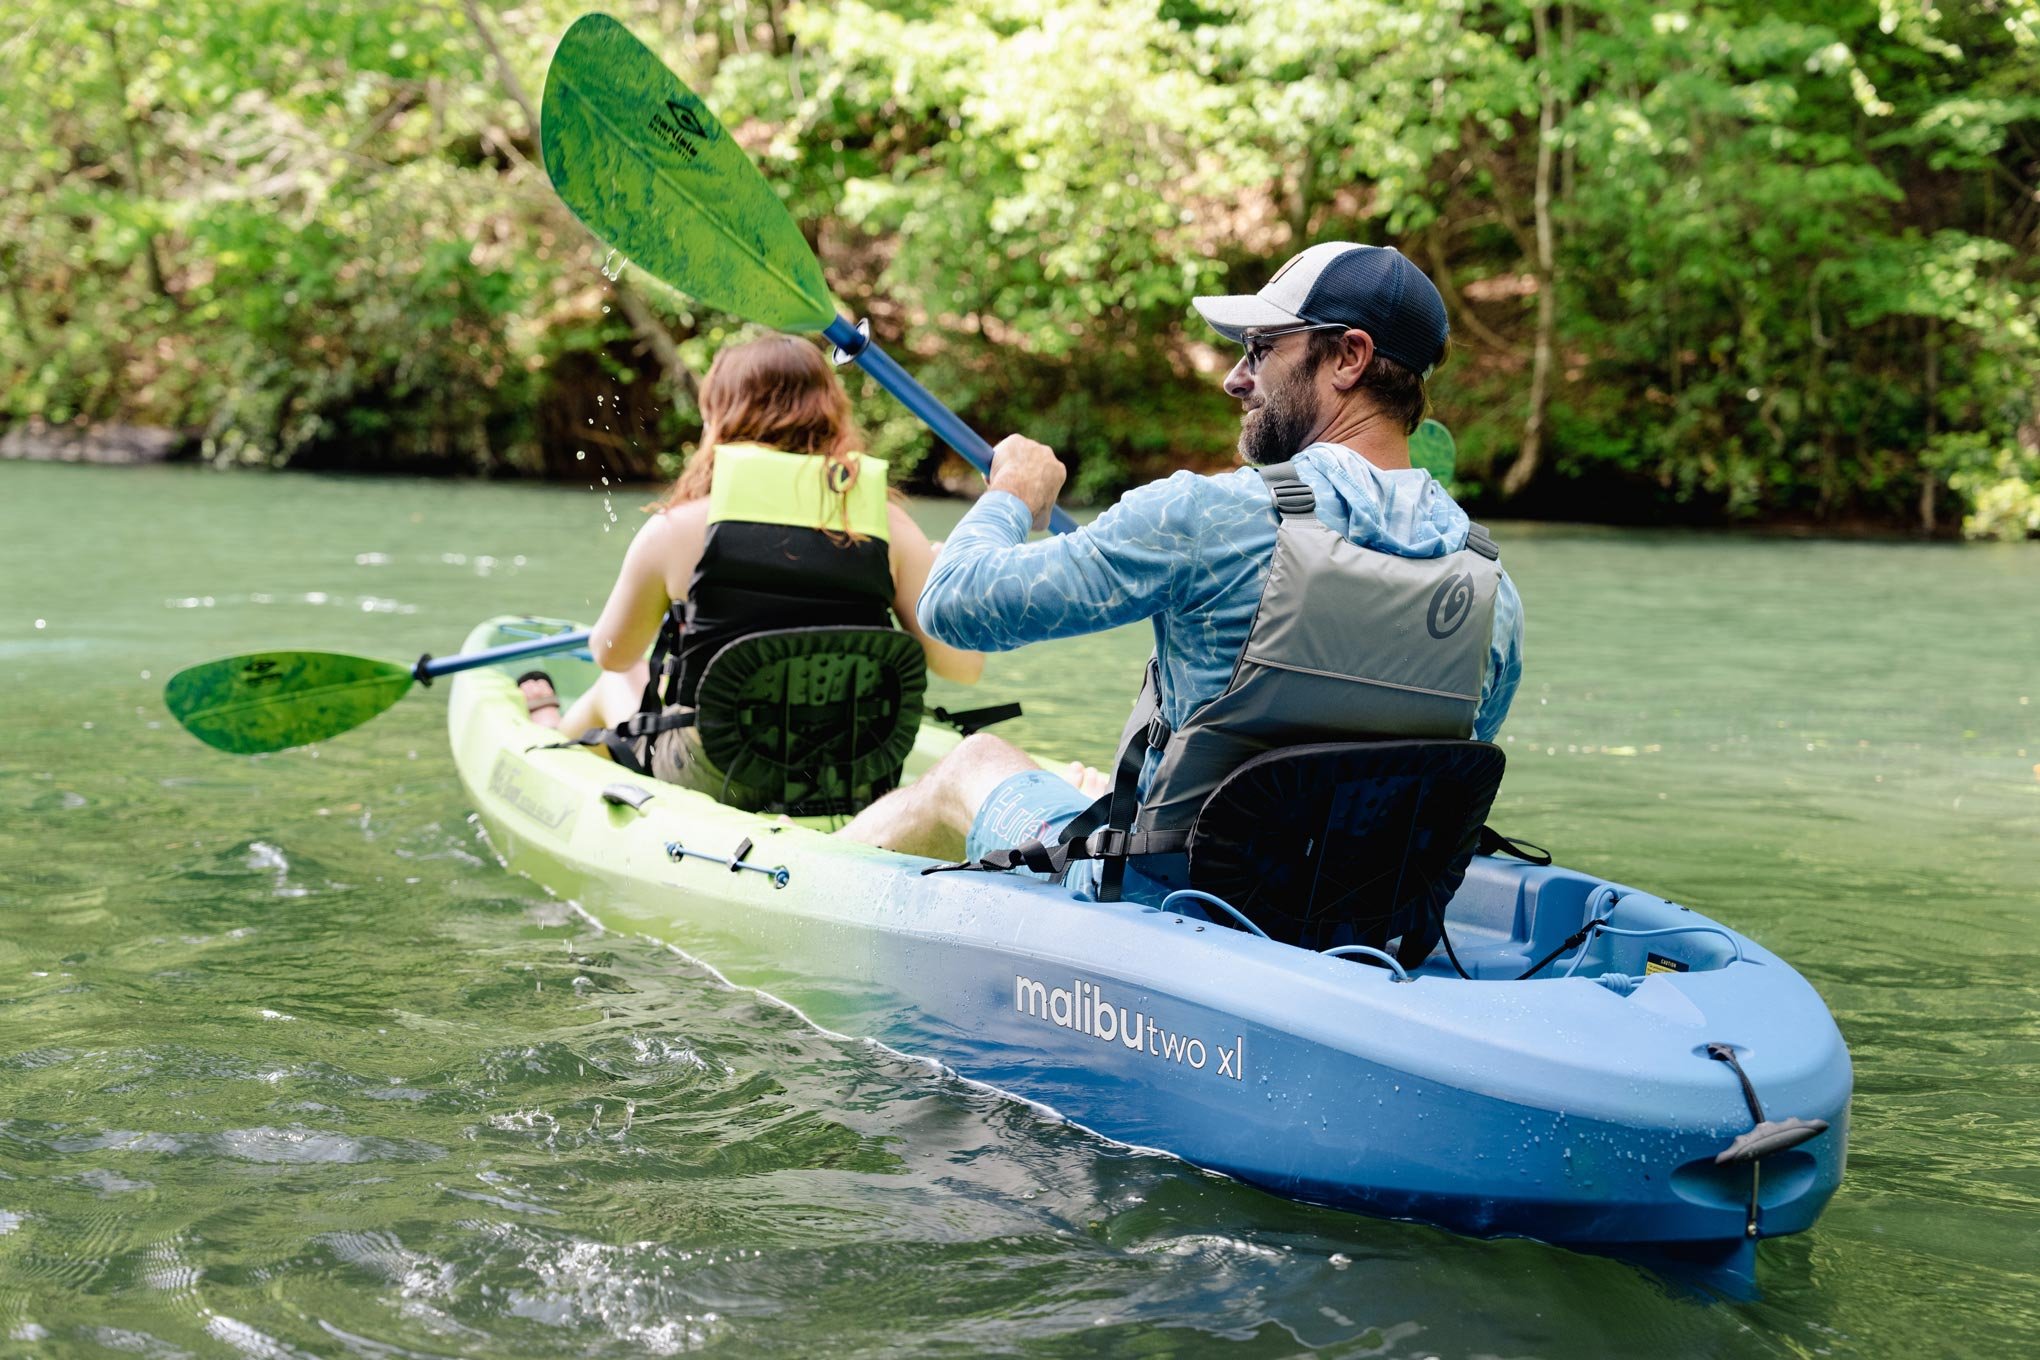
[[918, 443, 1525, 793]]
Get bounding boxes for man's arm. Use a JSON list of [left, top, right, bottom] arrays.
[[1472, 571, 1525, 742], [918, 439, 1209, 653]]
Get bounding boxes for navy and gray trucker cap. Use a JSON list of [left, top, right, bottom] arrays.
[[1193, 242, 1449, 375]]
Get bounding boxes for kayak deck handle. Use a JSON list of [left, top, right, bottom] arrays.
[[601, 782, 656, 812], [1321, 945, 1413, 982]]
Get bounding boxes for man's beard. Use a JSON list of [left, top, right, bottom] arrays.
[[1236, 362, 1323, 465]]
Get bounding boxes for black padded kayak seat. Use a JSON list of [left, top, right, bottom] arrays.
[[1186, 740, 1505, 967], [693, 626, 927, 818]]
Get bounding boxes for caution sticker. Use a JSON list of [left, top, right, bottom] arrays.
[[1644, 952, 1690, 976]]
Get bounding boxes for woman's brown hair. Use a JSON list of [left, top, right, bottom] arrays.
[[654, 335, 864, 527]]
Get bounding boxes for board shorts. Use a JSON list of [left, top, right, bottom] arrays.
[[965, 769, 1094, 869]]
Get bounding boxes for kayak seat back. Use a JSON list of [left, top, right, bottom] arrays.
[[694, 626, 927, 817], [1184, 739, 1505, 966]]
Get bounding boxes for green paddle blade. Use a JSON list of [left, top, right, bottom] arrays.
[[1411, 418, 1457, 482], [540, 13, 836, 331], [164, 651, 417, 755]]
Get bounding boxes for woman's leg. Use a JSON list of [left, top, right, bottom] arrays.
[[554, 662, 652, 743]]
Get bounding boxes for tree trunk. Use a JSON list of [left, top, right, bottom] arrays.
[[461, 0, 701, 408], [1422, 228, 1512, 352], [1, 245, 37, 347], [1502, 5, 1559, 499], [101, 24, 174, 304], [1288, 147, 1318, 243], [1920, 320, 1940, 536], [764, 0, 792, 58], [1559, 3, 1576, 194]]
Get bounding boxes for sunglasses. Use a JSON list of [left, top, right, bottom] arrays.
[[1240, 322, 1349, 374]]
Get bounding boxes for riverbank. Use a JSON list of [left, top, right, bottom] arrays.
[[0, 420, 192, 466], [11, 421, 2017, 543]]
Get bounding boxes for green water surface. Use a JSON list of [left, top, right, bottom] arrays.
[[2, 461, 2035, 1357]]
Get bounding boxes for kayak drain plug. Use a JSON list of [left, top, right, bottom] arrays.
[[665, 838, 790, 889]]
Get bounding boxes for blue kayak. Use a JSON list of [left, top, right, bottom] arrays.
[[450, 616, 1852, 1280]]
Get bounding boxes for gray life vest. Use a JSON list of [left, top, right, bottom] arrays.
[[1132, 461, 1503, 834], [959, 461, 1505, 900]]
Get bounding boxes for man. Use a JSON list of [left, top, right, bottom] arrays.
[[841, 242, 1524, 898]]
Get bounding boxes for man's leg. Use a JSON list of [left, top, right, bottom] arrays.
[[839, 733, 1040, 859]]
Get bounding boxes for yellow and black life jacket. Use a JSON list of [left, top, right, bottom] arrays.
[[664, 443, 895, 707]]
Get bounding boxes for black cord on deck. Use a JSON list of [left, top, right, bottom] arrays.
[[1515, 914, 1614, 981]]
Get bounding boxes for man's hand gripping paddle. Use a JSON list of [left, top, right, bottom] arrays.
[[539, 13, 1087, 532]]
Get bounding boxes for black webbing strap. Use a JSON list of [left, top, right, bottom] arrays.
[[920, 824, 1190, 878], [1096, 742, 1144, 901], [548, 604, 692, 776], [930, 702, 1023, 736], [1476, 825, 1551, 865], [924, 836, 1068, 877], [533, 707, 698, 776], [1465, 522, 1500, 561], [640, 605, 685, 713]]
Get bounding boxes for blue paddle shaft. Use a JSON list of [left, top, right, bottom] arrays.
[[824, 317, 1078, 536], [417, 628, 593, 681]]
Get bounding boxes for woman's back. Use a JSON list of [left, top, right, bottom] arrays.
[[543, 335, 982, 787], [672, 443, 897, 706]]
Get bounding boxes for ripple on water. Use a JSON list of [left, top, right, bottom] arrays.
[[209, 1126, 447, 1166], [501, 1234, 731, 1355]]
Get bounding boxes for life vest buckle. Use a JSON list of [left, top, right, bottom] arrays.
[[1084, 827, 1131, 860]]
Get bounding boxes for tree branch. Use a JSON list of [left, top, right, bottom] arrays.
[[1502, 4, 1560, 499], [100, 23, 175, 304], [461, 0, 701, 408], [1422, 227, 1513, 352]]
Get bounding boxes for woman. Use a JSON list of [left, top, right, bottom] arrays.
[[530, 334, 983, 794]]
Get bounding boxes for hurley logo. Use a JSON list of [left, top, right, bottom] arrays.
[[648, 98, 714, 161]]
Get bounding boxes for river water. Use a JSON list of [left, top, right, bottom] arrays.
[[2, 461, 2035, 1357]]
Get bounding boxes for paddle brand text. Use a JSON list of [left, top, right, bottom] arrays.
[[1014, 975, 1244, 1082], [649, 98, 713, 161]]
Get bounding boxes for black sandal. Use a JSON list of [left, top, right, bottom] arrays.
[[515, 670, 562, 724]]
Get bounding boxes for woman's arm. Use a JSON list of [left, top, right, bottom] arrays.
[[588, 506, 707, 672], [887, 503, 984, 685]]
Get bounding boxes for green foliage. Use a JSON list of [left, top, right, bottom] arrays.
[[1, 0, 2034, 535]]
